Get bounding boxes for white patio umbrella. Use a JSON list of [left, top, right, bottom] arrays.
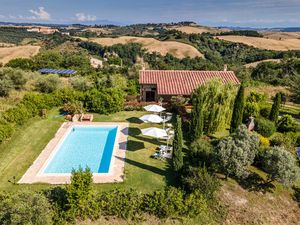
[[139, 114, 163, 123], [144, 104, 166, 113], [141, 127, 168, 138]]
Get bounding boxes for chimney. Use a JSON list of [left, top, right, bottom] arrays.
[[223, 64, 228, 72], [141, 63, 146, 71]]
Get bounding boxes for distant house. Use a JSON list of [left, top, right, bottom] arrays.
[[139, 69, 240, 102]]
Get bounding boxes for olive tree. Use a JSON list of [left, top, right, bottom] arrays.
[[0, 191, 53, 225], [263, 146, 299, 186], [214, 125, 259, 178]]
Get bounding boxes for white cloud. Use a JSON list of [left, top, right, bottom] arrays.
[[29, 7, 51, 20], [75, 12, 96, 22]]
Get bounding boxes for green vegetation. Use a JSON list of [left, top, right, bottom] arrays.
[[0, 27, 46, 44], [230, 84, 245, 133], [218, 30, 263, 37], [0, 23, 300, 224], [269, 93, 282, 123], [215, 125, 259, 178], [190, 79, 236, 136], [172, 115, 183, 172], [263, 146, 299, 186]]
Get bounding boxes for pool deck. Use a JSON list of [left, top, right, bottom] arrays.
[[19, 122, 129, 184]]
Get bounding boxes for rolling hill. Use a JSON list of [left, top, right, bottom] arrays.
[[0, 45, 40, 65], [217, 35, 300, 51], [84, 36, 204, 59]]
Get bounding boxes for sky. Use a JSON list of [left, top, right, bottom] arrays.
[[0, 0, 299, 27]]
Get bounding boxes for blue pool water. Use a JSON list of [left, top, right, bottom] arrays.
[[44, 126, 118, 174]]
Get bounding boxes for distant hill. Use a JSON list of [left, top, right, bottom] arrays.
[[219, 26, 300, 32], [81, 36, 204, 59]]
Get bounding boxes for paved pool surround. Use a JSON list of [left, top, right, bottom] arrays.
[[19, 122, 129, 184]]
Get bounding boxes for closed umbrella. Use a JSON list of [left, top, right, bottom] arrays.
[[139, 114, 163, 123], [144, 104, 166, 113]]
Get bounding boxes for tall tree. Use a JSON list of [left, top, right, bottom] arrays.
[[190, 88, 204, 141], [230, 84, 245, 133], [172, 115, 184, 172], [269, 93, 282, 123]]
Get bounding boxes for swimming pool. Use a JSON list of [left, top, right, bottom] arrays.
[[43, 126, 118, 174]]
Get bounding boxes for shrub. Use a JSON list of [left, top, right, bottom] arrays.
[[243, 102, 260, 121], [258, 135, 270, 147], [35, 74, 61, 93], [181, 166, 220, 200], [277, 115, 300, 133], [0, 191, 53, 225], [2, 103, 33, 125], [142, 187, 186, 218], [6, 58, 35, 70], [270, 133, 294, 152], [189, 138, 213, 166], [260, 106, 271, 118], [63, 101, 84, 115], [254, 117, 276, 137], [0, 79, 13, 97], [247, 91, 266, 103], [84, 88, 124, 114], [66, 167, 98, 220], [99, 189, 143, 220], [0, 122, 14, 143], [70, 76, 93, 92], [214, 125, 259, 178], [263, 146, 299, 186]]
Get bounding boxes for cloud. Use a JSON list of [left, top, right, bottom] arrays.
[[29, 7, 51, 20], [75, 13, 96, 22]]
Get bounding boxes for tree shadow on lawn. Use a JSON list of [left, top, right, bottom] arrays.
[[126, 117, 143, 124], [123, 140, 145, 151], [117, 156, 174, 186], [237, 172, 275, 193]]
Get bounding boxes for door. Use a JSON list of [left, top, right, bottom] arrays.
[[146, 91, 156, 102]]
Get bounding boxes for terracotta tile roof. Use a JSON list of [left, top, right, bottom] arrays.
[[139, 70, 240, 95]]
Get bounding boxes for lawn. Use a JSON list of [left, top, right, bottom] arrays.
[[0, 109, 174, 193]]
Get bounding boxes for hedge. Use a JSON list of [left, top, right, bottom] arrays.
[[0, 87, 125, 144], [254, 117, 276, 137]]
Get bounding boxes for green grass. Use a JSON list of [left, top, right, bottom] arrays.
[[0, 110, 173, 193]]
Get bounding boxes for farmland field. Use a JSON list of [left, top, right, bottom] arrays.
[[85, 36, 204, 59], [244, 59, 282, 68], [167, 25, 229, 34], [262, 31, 300, 40], [217, 35, 300, 51], [0, 45, 40, 65]]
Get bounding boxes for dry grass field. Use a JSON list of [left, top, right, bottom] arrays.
[[244, 59, 282, 68], [0, 45, 40, 65], [262, 32, 300, 40], [166, 25, 229, 34], [86, 36, 204, 59], [217, 35, 300, 51]]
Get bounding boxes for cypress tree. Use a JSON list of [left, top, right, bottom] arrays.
[[269, 93, 282, 123], [172, 115, 183, 172], [190, 91, 204, 141], [230, 84, 245, 133]]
